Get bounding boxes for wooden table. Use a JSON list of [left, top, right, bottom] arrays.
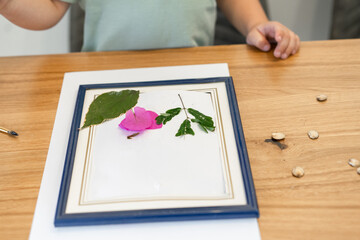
[[1, 39, 359, 240]]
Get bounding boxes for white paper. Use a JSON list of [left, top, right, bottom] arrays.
[[86, 90, 227, 202], [29, 63, 261, 240]]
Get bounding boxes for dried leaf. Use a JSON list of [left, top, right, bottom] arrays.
[[82, 90, 139, 129], [156, 107, 181, 125], [175, 119, 194, 136], [188, 108, 215, 132]]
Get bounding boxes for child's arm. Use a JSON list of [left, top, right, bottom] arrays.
[[0, 0, 69, 30], [217, 0, 300, 59]]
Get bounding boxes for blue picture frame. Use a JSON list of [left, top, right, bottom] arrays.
[[55, 76, 259, 227]]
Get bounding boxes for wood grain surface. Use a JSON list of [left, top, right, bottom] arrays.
[[0, 39, 359, 239]]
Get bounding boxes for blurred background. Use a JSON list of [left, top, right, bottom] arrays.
[[0, 0, 358, 57]]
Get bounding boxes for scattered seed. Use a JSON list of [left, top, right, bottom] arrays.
[[348, 158, 360, 168], [271, 132, 285, 141], [307, 130, 319, 140], [292, 166, 304, 178], [357, 167, 360, 175], [316, 94, 327, 102]]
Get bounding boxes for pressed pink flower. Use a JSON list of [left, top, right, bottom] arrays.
[[146, 111, 162, 130], [119, 107, 162, 132]]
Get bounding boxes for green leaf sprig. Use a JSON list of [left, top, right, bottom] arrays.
[[155, 94, 215, 137]]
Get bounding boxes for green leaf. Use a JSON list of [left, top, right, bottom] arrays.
[[188, 108, 215, 132], [81, 90, 139, 129], [205, 126, 215, 131], [175, 119, 195, 137], [191, 118, 208, 133], [191, 118, 216, 132], [156, 107, 181, 125]]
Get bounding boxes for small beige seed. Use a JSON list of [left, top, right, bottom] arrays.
[[292, 166, 305, 178], [357, 167, 360, 175], [316, 94, 327, 102], [271, 132, 285, 141], [348, 158, 360, 168], [308, 130, 319, 140]]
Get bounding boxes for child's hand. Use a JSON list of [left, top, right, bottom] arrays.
[[246, 21, 300, 59]]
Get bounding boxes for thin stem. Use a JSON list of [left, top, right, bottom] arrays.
[[127, 132, 140, 139], [178, 94, 189, 119]]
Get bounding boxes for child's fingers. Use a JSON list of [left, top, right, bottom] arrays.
[[273, 24, 285, 43], [281, 32, 298, 59], [246, 29, 271, 52], [258, 22, 281, 42], [292, 34, 300, 55], [273, 29, 290, 58], [246, 21, 300, 58]]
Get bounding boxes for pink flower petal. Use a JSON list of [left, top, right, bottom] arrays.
[[147, 111, 163, 129], [119, 107, 152, 131]]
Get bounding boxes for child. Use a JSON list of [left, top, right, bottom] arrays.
[[0, 0, 300, 59]]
